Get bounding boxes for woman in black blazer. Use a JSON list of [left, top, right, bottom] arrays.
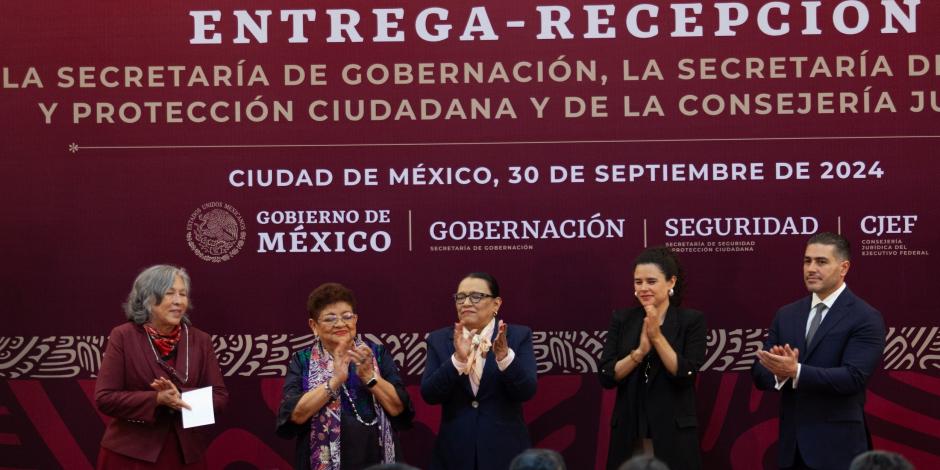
[[599, 247, 706, 470]]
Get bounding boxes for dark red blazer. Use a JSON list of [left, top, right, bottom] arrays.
[[94, 322, 228, 464]]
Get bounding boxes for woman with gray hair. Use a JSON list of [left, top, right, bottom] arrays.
[[94, 265, 228, 469]]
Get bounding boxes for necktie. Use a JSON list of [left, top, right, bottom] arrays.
[[806, 303, 826, 346]]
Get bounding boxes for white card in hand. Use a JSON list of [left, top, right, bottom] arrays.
[[181, 386, 215, 429]]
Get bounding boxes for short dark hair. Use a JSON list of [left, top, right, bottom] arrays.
[[463, 272, 500, 297], [509, 448, 566, 470], [306, 282, 357, 320], [849, 450, 914, 470], [808, 232, 852, 261], [633, 246, 685, 306], [618, 456, 670, 470]]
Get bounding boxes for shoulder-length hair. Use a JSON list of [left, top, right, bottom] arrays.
[[123, 265, 192, 325]]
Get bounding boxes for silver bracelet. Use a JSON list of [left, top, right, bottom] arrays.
[[323, 381, 339, 401]]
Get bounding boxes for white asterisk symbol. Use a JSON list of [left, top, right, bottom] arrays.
[[68, 143, 79, 153]]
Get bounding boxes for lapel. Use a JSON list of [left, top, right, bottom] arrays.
[[649, 305, 682, 382], [792, 297, 813, 352], [644, 306, 678, 382], [804, 288, 854, 359], [621, 310, 643, 353], [660, 305, 679, 352], [445, 328, 474, 396], [176, 325, 191, 385], [133, 324, 163, 380]]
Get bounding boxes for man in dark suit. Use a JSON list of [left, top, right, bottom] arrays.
[[752, 232, 886, 470]]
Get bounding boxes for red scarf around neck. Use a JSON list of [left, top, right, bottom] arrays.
[[144, 323, 182, 358]]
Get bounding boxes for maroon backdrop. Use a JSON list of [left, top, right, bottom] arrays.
[[2, 1, 938, 468]]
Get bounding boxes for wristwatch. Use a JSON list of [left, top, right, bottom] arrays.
[[365, 375, 378, 388]]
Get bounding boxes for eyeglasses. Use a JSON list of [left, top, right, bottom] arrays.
[[453, 292, 495, 304], [319, 312, 357, 326]]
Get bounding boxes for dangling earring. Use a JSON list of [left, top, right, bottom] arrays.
[[668, 288, 674, 297]]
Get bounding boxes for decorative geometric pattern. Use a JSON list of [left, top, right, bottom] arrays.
[[701, 328, 768, 372], [1, 328, 936, 379], [882, 326, 940, 370]]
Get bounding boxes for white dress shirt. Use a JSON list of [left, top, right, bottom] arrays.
[[775, 282, 847, 390]]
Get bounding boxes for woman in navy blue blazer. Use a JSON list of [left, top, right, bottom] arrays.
[[421, 272, 538, 470]]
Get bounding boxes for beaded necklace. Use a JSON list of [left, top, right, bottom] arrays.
[[342, 383, 378, 426], [316, 340, 378, 426]]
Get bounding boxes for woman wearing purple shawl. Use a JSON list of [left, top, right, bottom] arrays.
[[277, 283, 414, 470]]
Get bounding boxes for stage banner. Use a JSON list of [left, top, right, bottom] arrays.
[[1, 1, 938, 468]]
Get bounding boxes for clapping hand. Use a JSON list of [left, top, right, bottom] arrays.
[[637, 323, 652, 355], [642, 303, 664, 341], [151, 377, 190, 411], [757, 343, 800, 380], [348, 343, 375, 382], [453, 322, 474, 363], [330, 337, 353, 387], [492, 320, 509, 361]]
